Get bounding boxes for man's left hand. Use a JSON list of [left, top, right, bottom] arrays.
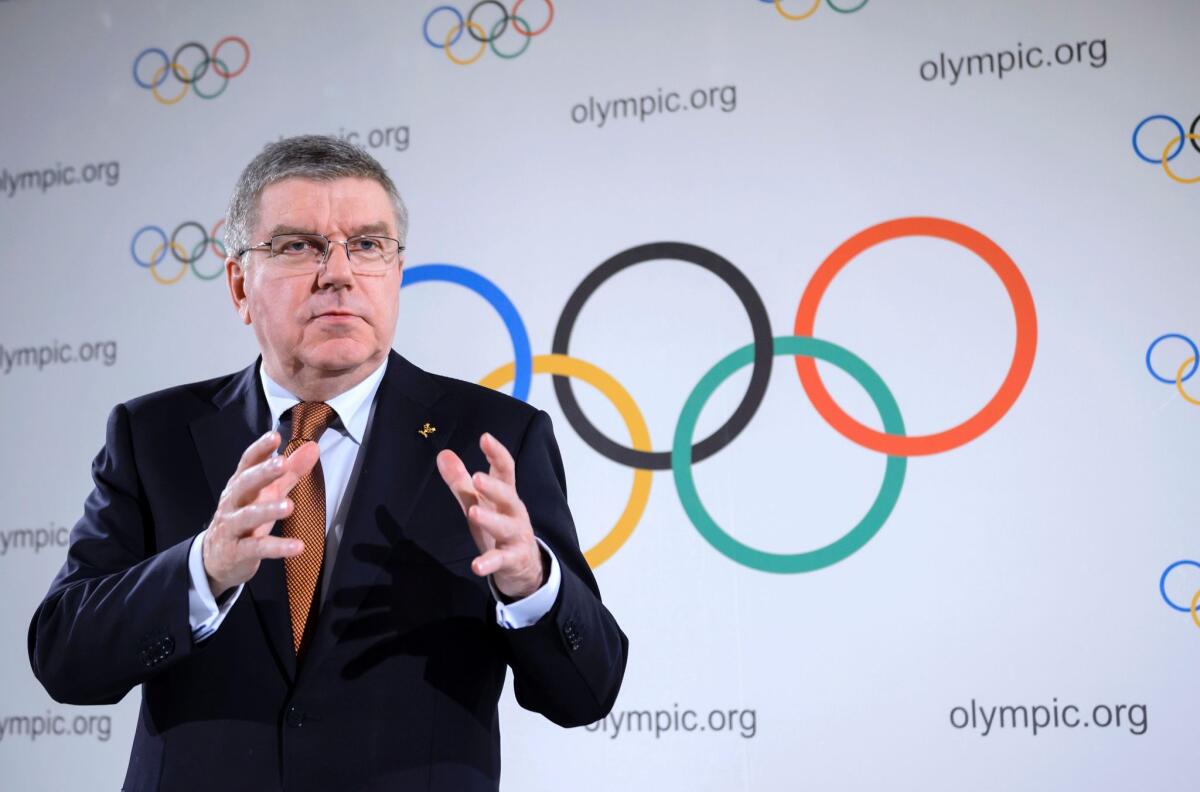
[[436, 433, 545, 600]]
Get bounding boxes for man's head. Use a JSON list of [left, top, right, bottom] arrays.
[[224, 135, 408, 398]]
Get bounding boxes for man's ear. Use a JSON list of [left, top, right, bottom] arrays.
[[226, 257, 252, 325]]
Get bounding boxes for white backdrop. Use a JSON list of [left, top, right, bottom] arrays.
[[2, 1, 1198, 789]]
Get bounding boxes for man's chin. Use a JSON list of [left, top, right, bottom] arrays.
[[302, 340, 385, 375]]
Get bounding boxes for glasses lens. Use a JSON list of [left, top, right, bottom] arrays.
[[347, 236, 400, 273], [269, 234, 327, 265]]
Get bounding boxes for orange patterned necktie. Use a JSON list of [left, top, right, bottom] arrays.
[[280, 401, 335, 654]]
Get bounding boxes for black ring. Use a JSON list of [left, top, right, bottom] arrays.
[[170, 221, 209, 264], [551, 242, 774, 470], [171, 41, 210, 84], [467, 0, 509, 42], [1190, 113, 1200, 155]]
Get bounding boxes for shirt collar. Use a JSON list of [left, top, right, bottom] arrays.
[[258, 357, 388, 445]]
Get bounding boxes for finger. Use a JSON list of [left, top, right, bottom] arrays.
[[436, 449, 478, 514], [480, 432, 516, 487], [234, 430, 280, 476], [224, 498, 294, 537], [227, 454, 289, 508], [467, 503, 522, 544], [471, 472, 524, 517], [260, 442, 322, 501], [471, 547, 510, 578], [249, 534, 305, 560]]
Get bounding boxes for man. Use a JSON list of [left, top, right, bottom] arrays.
[[28, 135, 627, 791]]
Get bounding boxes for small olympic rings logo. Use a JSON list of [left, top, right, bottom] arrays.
[[130, 221, 227, 285], [422, 1, 554, 65], [1131, 113, 1200, 185], [132, 37, 250, 105], [756, 0, 869, 21], [1144, 333, 1200, 405], [1159, 561, 1200, 630], [402, 217, 1037, 573]]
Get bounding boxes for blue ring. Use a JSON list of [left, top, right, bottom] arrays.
[[1132, 115, 1185, 164], [132, 47, 170, 90], [402, 264, 532, 401], [130, 225, 168, 268], [423, 6, 465, 49], [1145, 333, 1198, 384], [1159, 560, 1200, 613]]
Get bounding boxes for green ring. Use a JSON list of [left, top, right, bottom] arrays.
[[191, 57, 230, 100], [489, 15, 531, 59], [672, 336, 906, 574], [826, 0, 869, 12], [187, 234, 224, 281]]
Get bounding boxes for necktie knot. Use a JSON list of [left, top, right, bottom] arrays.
[[288, 401, 334, 445]]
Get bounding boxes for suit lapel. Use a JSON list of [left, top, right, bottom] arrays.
[[298, 352, 457, 683], [190, 359, 297, 682]]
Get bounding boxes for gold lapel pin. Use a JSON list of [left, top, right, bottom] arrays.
[[418, 422, 437, 439]]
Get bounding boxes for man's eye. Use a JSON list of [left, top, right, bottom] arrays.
[[351, 238, 379, 252], [278, 238, 318, 254]]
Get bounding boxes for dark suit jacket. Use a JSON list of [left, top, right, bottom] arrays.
[[28, 351, 628, 791]]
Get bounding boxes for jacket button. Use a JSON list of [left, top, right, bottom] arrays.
[[285, 707, 305, 728]]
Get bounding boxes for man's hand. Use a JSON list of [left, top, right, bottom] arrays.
[[202, 430, 321, 598], [436, 432, 545, 600]]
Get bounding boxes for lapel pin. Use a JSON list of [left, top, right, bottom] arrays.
[[418, 422, 437, 439]]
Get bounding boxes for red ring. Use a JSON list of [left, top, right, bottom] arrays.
[[209, 218, 227, 259], [211, 35, 250, 78], [511, 0, 554, 36], [793, 217, 1037, 457]]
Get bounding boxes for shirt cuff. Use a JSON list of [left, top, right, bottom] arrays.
[[489, 537, 561, 630], [187, 529, 244, 642]]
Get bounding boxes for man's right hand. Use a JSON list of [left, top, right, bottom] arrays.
[[202, 430, 321, 598]]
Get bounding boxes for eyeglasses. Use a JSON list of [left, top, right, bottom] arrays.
[[237, 233, 405, 275]]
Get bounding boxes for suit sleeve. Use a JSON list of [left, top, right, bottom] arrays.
[[501, 410, 629, 728], [27, 403, 196, 705]]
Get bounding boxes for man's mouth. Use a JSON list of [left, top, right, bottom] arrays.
[[313, 310, 361, 323]]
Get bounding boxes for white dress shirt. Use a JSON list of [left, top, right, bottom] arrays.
[[186, 357, 561, 641]]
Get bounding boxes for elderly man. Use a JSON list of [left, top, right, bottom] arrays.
[[28, 135, 627, 791]]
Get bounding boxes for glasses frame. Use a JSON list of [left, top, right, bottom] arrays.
[[235, 232, 406, 273]]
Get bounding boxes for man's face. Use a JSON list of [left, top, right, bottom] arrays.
[[227, 176, 403, 387]]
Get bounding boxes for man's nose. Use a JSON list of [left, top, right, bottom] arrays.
[[317, 241, 354, 288]]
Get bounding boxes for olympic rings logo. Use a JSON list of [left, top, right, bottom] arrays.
[[1131, 114, 1200, 185], [130, 221, 227, 285], [756, 0, 869, 21], [1159, 561, 1200, 630], [401, 217, 1038, 573], [132, 37, 250, 105], [1144, 333, 1200, 405], [422, 1, 554, 65]]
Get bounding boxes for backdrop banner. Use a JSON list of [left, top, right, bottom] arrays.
[[1, 1, 1197, 789]]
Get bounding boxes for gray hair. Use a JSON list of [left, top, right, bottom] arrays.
[[223, 134, 409, 258]]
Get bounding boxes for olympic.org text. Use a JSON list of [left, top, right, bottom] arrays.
[[587, 705, 756, 739], [0, 523, 70, 556], [1, 340, 118, 374], [1, 160, 120, 198], [0, 712, 111, 743], [571, 85, 737, 129], [273, 125, 410, 152], [950, 698, 1146, 736], [920, 38, 1107, 86]]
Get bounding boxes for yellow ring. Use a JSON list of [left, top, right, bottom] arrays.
[[444, 20, 487, 66], [479, 353, 652, 569], [151, 63, 189, 105], [1175, 356, 1200, 405], [774, 0, 821, 21], [1192, 588, 1200, 629], [1162, 135, 1200, 185], [148, 242, 190, 285]]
